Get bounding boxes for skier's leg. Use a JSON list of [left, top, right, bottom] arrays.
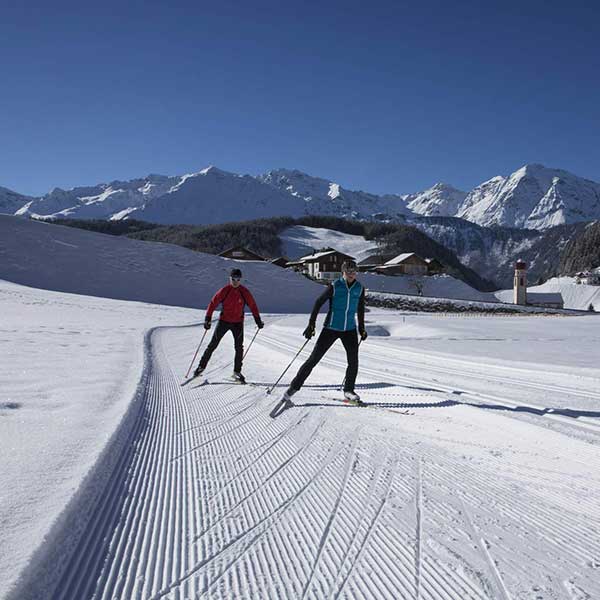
[[340, 329, 359, 392], [289, 328, 337, 391], [231, 322, 244, 373], [198, 321, 228, 369]]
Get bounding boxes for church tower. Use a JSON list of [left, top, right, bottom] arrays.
[[514, 259, 527, 305]]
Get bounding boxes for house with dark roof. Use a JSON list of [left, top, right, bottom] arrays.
[[527, 292, 564, 309], [218, 246, 266, 261], [357, 253, 396, 272], [270, 257, 289, 268], [425, 257, 444, 275], [289, 248, 355, 281]]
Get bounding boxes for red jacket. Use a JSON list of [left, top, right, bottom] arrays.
[[205, 284, 261, 323]]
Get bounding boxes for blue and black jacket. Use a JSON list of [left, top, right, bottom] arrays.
[[309, 277, 366, 332]]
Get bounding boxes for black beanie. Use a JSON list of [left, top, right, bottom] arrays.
[[230, 268, 242, 278]]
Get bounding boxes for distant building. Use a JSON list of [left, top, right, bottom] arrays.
[[514, 259, 527, 305], [527, 292, 564, 309], [218, 246, 266, 261], [513, 259, 564, 308], [425, 258, 444, 275], [575, 268, 600, 285], [375, 253, 429, 276], [270, 257, 289, 268], [289, 248, 355, 281], [357, 253, 396, 272]]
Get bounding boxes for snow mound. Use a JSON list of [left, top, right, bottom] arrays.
[[361, 272, 495, 302], [0, 215, 322, 312]]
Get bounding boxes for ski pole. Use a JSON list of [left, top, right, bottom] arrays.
[[242, 327, 260, 361], [185, 328, 208, 379], [266, 338, 310, 395], [340, 338, 363, 391]]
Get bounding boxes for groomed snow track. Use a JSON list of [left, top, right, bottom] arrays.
[[11, 325, 600, 599]]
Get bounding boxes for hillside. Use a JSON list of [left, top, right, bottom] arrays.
[[51, 215, 496, 291], [412, 217, 587, 288], [0, 215, 321, 312], [559, 221, 600, 273]]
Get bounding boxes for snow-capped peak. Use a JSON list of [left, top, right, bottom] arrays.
[[405, 183, 468, 217], [457, 163, 600, 229]]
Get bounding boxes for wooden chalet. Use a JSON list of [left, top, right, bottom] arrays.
[[270, 257, 289, 268], [218, 246, 266, 261], [357, 253, 397, 272], [292, 248, 356, 281], [425, 257, 444, 275], [375, 253, 429, 276]]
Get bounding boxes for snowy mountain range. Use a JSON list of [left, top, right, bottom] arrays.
[[457, 164, 600, 229], [4, 163, 600, 231]]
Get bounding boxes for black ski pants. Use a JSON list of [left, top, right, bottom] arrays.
[[199, 320, 244, 372], [290, 327, 359, 392]]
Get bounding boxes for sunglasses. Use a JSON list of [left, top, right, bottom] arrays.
[[344, 269, 357, 274], [231, 276, 242, 281]]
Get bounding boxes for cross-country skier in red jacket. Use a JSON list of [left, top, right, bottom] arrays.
[[193, 268, 264, 383]]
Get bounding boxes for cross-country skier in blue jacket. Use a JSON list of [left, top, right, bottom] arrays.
[[284, 260, 367, 405]]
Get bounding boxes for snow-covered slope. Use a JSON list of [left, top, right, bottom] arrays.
[[259, 168, 411, 221], [280, 225, 379, 261], [0, 214, 322, 312], [495, 276, 600, 311], [405, 183, 467, 217], [361, 272, 496, 301], [17, 174, 179, 221], [0, 186, 34, 215], [458, 164, 600, 229]]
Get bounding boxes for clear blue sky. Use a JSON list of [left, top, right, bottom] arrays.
[[2, 0, 599, 197]]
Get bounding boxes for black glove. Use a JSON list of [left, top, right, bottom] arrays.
[[359, 329, 368, 341], [303, 324, 315, 339], [255, 318, 264, 329], [204, 319, 211, 330]]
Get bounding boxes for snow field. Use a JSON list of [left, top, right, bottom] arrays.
[[496, 277, 600, 312], [8, 312, 600, 599]]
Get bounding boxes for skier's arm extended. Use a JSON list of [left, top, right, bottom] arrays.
[[357, 286, 366, 334], [205, 287, 226, 322], [309, 284, 333, 327]]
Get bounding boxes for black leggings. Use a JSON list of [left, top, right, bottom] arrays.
[[291, 327, 359, 392], [199, 320, 244, 372]]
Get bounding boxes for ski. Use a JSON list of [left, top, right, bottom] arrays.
[[180, 375, 208, 388], [269, 397, 294, 418], [320, 395, 413, 415]]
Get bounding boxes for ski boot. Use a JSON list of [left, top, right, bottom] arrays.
[[343, 390, 364, 406], [282, 386, 297, 405], [232, 371, 247, 384], [193, 366, 205, 379]]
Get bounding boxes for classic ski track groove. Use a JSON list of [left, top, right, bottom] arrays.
[[256, 332, 600, 435], [40, 325, 599, 600]]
